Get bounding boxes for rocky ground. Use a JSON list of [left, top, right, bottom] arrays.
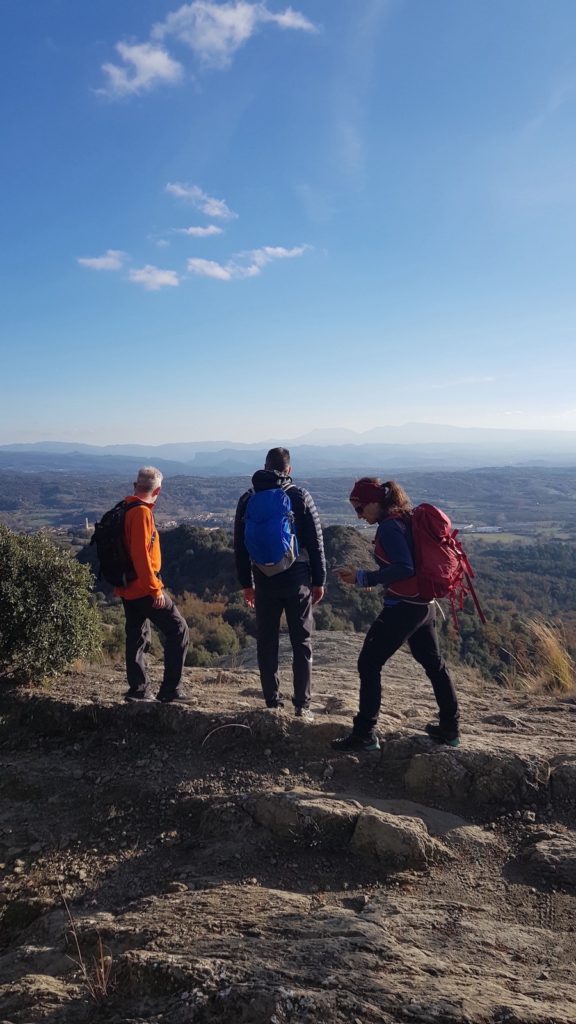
[[1, 630, 576, 1023]]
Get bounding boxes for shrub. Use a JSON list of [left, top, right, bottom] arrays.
[[223, 600, 257, 638], [185, 646, 215, 668], [0, 525, 102, 682], [98, 603, 126, 660], [203, 622, 240, 656], [313, 603, 353, 632]]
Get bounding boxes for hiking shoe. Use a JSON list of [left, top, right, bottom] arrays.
[[294, 708, 315, 723], [425, 723, 461, 747], [266, 700, 285, 710], [157, 690, 193, 705], [330, 733, 380, 753], [124, 692, 155, 703]]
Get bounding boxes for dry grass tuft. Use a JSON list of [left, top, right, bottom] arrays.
[[501, 619, 575, 695], [526, 619, 575, 694], [60, 885, 113, 1003]]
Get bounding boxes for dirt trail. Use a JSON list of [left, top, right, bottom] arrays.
[[1, 631, 575, 1022]]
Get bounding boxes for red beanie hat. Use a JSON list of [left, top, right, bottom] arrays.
[[349, 480, 388, 507]]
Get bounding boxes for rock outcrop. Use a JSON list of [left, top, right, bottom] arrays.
[[1, 633, 575, 1023]]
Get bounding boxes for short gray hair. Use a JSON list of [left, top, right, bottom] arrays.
[[135, 466, 163, 492]]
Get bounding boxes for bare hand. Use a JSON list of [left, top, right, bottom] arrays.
[[152, 591, 166, 609], [312, 586, 325, 605], [243, 587, 256, 609], [335, 567, 357, 585]]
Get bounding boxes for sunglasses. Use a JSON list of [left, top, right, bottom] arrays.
[[352, 504, 364, 516]]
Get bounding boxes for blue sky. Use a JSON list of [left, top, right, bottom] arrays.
[[2, 0, 576, 444]]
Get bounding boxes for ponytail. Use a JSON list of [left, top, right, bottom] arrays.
[[381, 480, 412, 517]]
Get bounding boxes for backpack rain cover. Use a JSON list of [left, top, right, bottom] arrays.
[[244, 489, 299, 576]]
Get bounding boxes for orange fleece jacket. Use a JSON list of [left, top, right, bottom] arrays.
[[114, 496, 162, 600]]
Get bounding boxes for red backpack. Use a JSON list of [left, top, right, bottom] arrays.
[[410, 504, 486, 629]]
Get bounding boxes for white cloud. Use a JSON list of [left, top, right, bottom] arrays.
[[187, 243, 308, 280], [176, 224, 223, 237], [166, 182, 237, 219], [264, 8, 316, 32], [101, 42, 183, 97], [128, 265, 180, 290], [187, 258, 235, 280], [152, 2, 317, 70], [243, 244, 308, 268], [77, 249, 128, 271]]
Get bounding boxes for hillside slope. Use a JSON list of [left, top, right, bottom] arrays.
[[1, 632, 575, 1023]]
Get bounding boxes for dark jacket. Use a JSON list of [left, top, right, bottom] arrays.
[[356, 516, 424, 606], [234, 470, 326, 588]]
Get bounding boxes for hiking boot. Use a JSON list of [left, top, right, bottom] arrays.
[[425, 723, 461, 747], [294, 707, 315, 723], [156, 690, 193, 705], [124, 691, 155, 703], [330, 732, 380, 753]]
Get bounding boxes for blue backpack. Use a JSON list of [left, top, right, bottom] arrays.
[[244, 488, 299, 576]]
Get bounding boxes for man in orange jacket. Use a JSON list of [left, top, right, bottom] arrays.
[[115, 467, 190, 703]]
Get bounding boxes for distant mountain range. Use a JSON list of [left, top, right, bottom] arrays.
[[1, 424, 576, 476]]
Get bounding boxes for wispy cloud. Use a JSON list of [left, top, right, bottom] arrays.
[[176, 224, 224, 237], [242, 244, 309, 268], [100, 42, 183, 97], [152, 1, 317, 70], [166, 182, 237, 219], [487, 76, 576, 211], [332, 1, 391, 178], [523, 76, 576, 135], [266, 8, 315, 32], [101, 3, 317, 96], [295, 182, 336, 226], [128, 265, 180, 290], [188, 244, 308, 280], [77, 249, 128, 270]]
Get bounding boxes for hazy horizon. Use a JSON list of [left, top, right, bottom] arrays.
[[3, 421, 576, 450]]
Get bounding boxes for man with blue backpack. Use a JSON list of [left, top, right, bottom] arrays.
[[234, 448, 326, 721]]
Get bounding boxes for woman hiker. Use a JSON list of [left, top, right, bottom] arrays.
[[331, 477, 460, 752]]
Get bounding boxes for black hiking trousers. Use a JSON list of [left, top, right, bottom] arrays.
[[353, 601, 459, 739], [123, 595, 189, 698], [254, 565, 314, 710]]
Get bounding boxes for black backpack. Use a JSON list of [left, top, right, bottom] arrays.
[[90, 500, 147, 587]]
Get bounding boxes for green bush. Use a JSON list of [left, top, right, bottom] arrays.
[[313, 603, 354, 632], [203, 622, 240, 656], [185, 646, 216, 668], [0, 525, 102, 682]]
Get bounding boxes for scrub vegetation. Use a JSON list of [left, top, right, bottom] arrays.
[[0, 525, 101, 682]]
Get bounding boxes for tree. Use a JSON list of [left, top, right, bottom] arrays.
[[0, 525, 101, 682]]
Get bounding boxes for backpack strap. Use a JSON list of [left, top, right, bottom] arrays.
[[284, 483, 299, 511], [124, 499, 157, 552], [464, 572, 487, 624]]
